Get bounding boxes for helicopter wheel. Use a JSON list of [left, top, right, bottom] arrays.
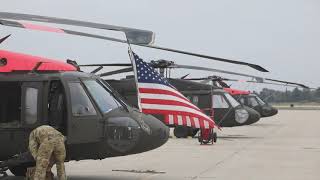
[[174, 126, 188, 138], [9, 165, 27, 177]]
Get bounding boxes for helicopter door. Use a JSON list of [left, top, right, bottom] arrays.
[[66, 82, 102, 144], [0, 82, 28, 158]]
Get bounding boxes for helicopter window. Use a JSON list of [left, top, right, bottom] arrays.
[[186, 96, 199, 106], [248, 97, 259, 107], [0, 82, 21, 126], [254, 95, 266, 105], [192, 96, 199, 106], [83, 80, 122, 114], [212, 95, 229, 108], [68, 82, 97, 116], [25, 88, 38, 124], [238, 97, 245, 104], [48, 81, 66, 131], [224, 93, 240, 107]]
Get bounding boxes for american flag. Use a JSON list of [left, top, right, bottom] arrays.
[[130, 51, 216, 129]]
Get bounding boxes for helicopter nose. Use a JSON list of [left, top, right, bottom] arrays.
[[267, 107, 278, 116], [132, 113, 169, 154], [261, 105, 278, 117], [271, 107, 278, 116], [244, 106, 261, 125]]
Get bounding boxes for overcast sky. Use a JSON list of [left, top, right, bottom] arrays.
[[0, 0, 319, 91]]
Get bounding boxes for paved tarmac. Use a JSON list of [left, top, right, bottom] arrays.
[[3, 110, 320, 180]]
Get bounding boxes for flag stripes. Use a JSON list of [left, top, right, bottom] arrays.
[[130, 51, 215, 129]]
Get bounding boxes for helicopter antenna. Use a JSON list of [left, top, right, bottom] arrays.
[[0, 34, 10, 44], [30, 62, 43, 74]]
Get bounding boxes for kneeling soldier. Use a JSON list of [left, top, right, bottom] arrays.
[[27, 125, 66, 180]]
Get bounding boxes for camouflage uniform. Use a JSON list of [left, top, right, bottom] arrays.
[[28, 125, 66, 180]]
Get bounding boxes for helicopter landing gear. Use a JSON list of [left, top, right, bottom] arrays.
[[190, 128, 199, 138]]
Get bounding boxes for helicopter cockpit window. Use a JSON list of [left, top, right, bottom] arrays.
[[239, 97, 245, 105], [254, 95, 266, 105], [192, 96, 199, 106], [187, 96, 199, 106], [224, 93, 240, 107], [212, 95, 229, 108], [83, 80, 122, 114], [68, 82, 97, 116], [25, 88, 38, 124], [248, 97, 259, 107]]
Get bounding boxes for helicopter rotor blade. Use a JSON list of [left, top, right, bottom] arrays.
[[0, 15, 268, 72], [199, 79, 212, 84], [173, 64, 264, 80], [99, 67, 133, 77], [180, 74, 190, 79], [79, 63, 132, 67], [184, 77, 208, 81], [0, 34, 10, 44], [0, 12, 155, 45], [90, 66, 104, 74], [141, 45, 268, 72], [252, 81, 303, 88], [264, 78, 309, 89]]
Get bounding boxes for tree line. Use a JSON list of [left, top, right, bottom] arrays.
[[255, 88, 320, 103]]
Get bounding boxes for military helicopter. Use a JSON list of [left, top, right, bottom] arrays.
[[183, 75, 279, 118], [180, 67, 310, 117], [0, 48, 171, 177], [0, 14, 171, 177], [78, 59, 261, 138], [103, 76, 261, 138]]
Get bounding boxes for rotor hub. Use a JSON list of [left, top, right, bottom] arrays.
[[150, 59, 175, 68]]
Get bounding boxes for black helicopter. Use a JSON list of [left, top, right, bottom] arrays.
[[185, 76, 279, 118], [178, 65, 310, 118], [79, 60, 262, 138], [104, 76, 261, 138], [0, 49, 169, 177], [0, 12, 168, 177]]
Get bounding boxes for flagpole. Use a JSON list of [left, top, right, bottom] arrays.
[[126, 37, 142, 112]]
